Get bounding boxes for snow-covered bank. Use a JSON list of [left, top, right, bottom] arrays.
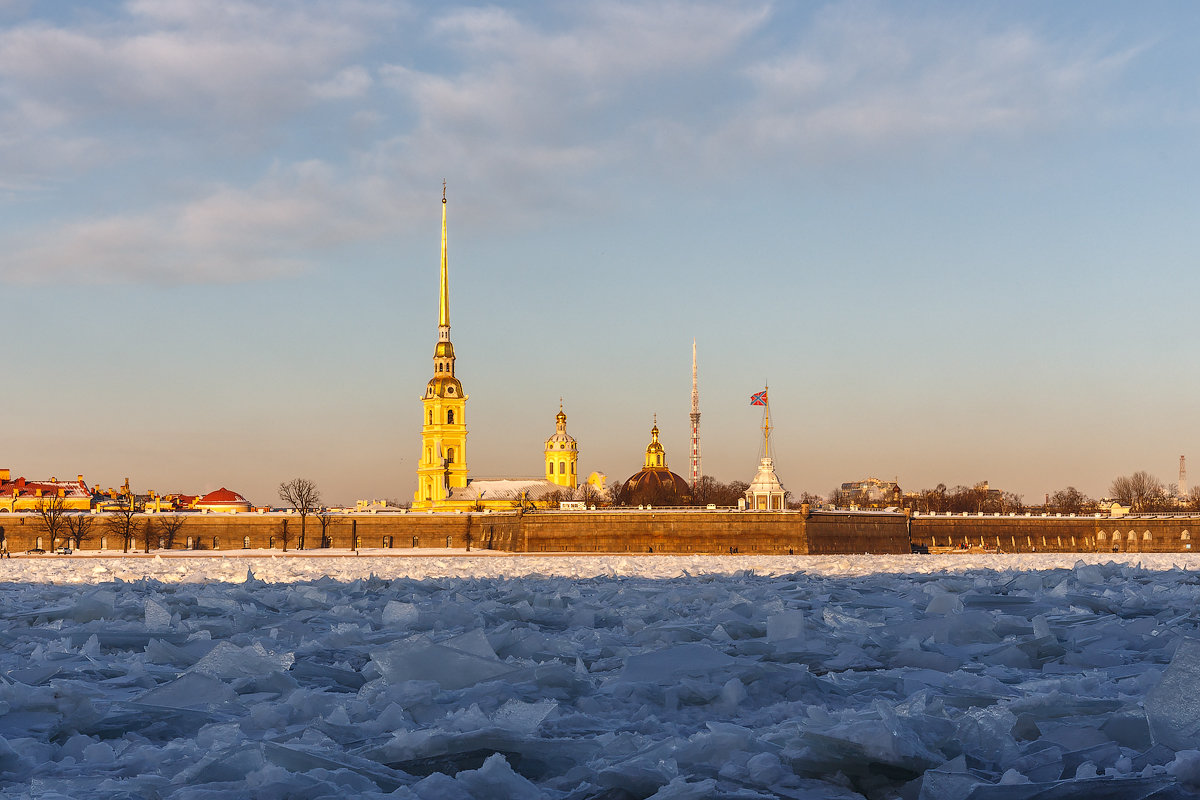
[[5, 555, 1200, 798]]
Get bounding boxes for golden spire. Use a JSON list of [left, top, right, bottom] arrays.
[[438, 181, 450, 341]]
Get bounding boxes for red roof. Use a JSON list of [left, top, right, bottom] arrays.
[[196, 487, 250, 506], [0, 476, 90, 499]]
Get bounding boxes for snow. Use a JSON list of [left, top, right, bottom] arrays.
[[5, 553, 1200, 798]]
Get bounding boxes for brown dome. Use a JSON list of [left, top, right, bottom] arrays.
[[623, 466, 690, 505]]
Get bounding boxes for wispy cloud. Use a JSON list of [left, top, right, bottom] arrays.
[[714, 3, 1141, 159], [0, 1, 1145, 285]]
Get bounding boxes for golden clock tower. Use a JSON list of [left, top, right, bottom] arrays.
[[413, 185, 469, 509]]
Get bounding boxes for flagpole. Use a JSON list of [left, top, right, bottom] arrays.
[[762, 386, 771, 460]]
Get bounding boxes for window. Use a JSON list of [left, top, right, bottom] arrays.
[[448, 386, 454, 394], [1097, 531, 1107, 541], [446, 447, 455, 463], [446, 535, 453, 548], [559, 461, 565, 474], [243, 536, 250, 549], [447, 409, 454, 424], [1128, 531, 1136, 541], [571, 463, 575, 474], [412, 536, 419, 548], [213, 537, 220, 549], [1144, 530, 1153, 541], [428, 410, 433, 424], [1183, 531, 1191, 540]]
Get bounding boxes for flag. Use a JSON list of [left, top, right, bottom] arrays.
[[750, 389, 768, 406]]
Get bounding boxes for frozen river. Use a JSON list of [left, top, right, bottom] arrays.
[[4, 553, 1200, 798]]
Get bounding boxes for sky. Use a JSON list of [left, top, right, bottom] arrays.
[[3, 1, 1200, 507]]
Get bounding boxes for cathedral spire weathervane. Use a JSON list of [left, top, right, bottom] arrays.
[[439, 180, 450, 341]]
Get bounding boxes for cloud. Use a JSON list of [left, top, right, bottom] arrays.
[[2, 160, 392, 285], [0, 1, 1147, 285], [313, 66, 373, 100], [715, 3, 1141, 158], [0, 1, 394, 134]]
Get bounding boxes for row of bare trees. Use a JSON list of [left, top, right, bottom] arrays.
[[33, 493, 189, 553], [1051, 471, 1200, 514]]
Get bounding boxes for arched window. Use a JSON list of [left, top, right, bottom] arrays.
[[571, 462, 575, 474], [559, 461, 565, 474], [1128, 531, 1136, 541], [446, 447, 454, 463], [1097, 530, 1107, 541], [447, 409, 454, 424], [1143, 530, 1153, 541], [1183, 531, 1191, 540], [656, 454, 662, 466], [428, 410, 433, 424]]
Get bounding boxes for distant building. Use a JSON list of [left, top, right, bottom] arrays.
[[623, 419, 690, 506], [0, 468, 93, 512], [409, 188, 585, 512], [544, 403, 579, 490], [194, 487, 252, 513], [839, 477, 902, 508], [744, 390, 786, 510]]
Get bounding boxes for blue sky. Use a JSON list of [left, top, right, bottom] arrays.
[[4, 1, 1200, 506]]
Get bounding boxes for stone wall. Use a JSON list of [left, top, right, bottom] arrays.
[[1, 508, 1196, 556], [519, 510, 809, 554], [805, 510, 911, 555], [910, 514, 1199, 554]]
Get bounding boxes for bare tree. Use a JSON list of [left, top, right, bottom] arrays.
[[1049, 487, 1089, 514], [1110, 471, 1166, 513], [105, 494, 143, 553], [140, 516, 158, 553], [577, 482, 602, 508], [156, 514, 188, 550], [278, 478, 321, 550], [63, 513, 95, 549], [316, 510, 341, 548], [34, 493, 68, 549], [276, 518, 291, 552]]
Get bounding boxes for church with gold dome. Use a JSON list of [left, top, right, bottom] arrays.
[[411, 187, 587, 512], [618, 417, 691, 506]]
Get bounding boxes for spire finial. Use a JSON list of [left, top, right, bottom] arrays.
[[438, 184, 450, 338]]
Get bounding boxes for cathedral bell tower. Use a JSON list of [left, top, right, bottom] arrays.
[[414, 184, 469, 508]]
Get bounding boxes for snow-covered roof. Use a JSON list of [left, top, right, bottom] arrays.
[[450, 479, 564, 501]]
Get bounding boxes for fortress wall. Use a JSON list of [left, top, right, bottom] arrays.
[[519, 511, 808, 554], [804, 511, 911, 555], [0, 512, 523, 554], [3, 509, 1198, 556], [910, 515, 1199, 554]]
